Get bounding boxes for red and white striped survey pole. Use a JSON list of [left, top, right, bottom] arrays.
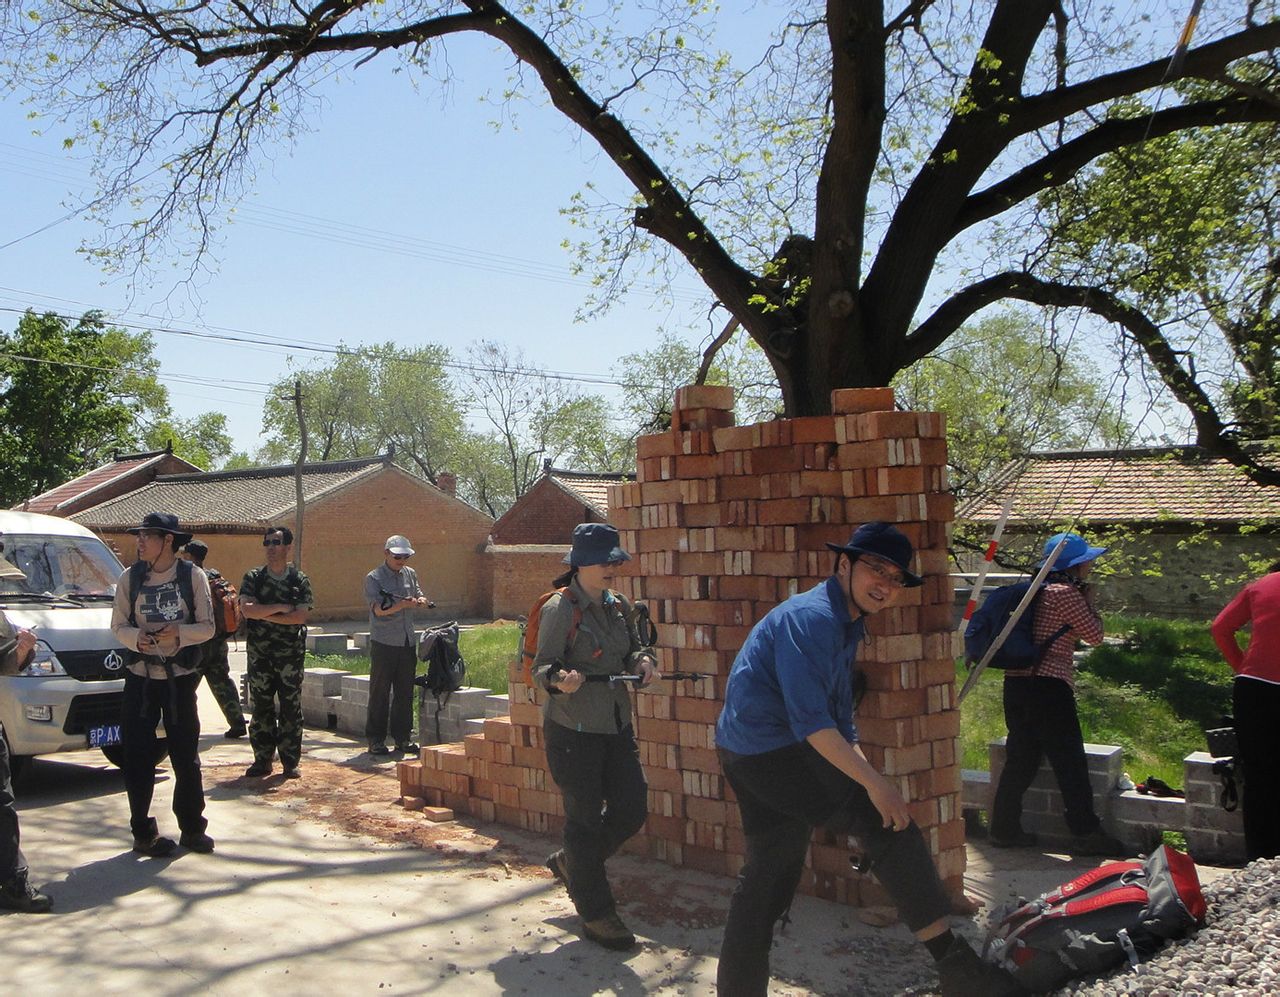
[[955, 494, 1013, 643], [956, 532, 1069, 705]]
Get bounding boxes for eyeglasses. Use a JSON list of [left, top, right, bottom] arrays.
[[263, 538, 286, 547], [389, 554, 410, 561], [137, 530, 167, 541], [859, 556, 907, 588]]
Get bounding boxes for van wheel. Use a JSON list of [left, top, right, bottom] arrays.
[[101, 739, 169, 769]]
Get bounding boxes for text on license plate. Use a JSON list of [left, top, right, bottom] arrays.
[[88, 724, 122, 748]]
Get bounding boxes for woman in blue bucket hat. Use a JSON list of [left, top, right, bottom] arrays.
[[989, 531, 1127, 856], [532, 523, 659, 951]]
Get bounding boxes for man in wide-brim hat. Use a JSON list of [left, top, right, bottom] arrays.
[[111, 511, 216, 857], [714, 522, 1021, 996]]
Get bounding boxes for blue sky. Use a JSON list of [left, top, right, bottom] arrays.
[[0, 31, 719, 456]]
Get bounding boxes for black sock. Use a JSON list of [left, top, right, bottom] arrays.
[[923, 929, 956, 962]]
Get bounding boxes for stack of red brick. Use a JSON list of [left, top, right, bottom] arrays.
[[399, 385, 963, 908]]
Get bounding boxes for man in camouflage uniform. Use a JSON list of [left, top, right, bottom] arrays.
[[180, 540, 248, 739], [239, 525, 313, 779]]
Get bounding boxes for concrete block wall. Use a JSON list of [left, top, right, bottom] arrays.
[[965, 744, 1246, 864], [418, 687, 492, 745], [400, 385, 966, 909], [301, 667, 349, 728]]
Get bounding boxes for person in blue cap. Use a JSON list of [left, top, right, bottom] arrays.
[[989, 531, 1126, 856], [715, 522, 1021, 997], [533, 522, 658, 951]]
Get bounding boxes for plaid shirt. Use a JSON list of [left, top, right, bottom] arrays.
[[1006, 579, 1103, 689]]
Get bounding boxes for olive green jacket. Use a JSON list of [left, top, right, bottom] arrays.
[[533, 577, 655, 735]]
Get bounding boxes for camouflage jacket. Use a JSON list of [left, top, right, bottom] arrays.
[[241, 564, 314, 658]]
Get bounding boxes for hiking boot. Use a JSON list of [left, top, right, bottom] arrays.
[[223, 723, 247, 739], [282, 766, 301, 780], [1069, 829, 1127, 857], [179, 831, 215, 854], [369, 743, 392, 756], [133, 823, 177, 858], [244, 760, 273, 778], [0, 873, 53, 913], [546, 850, 570, 890], [989, 829, 1038, 849], [937, 936, 1025, 997], [395, 741, 420, 755], [582, 910, 636, 950]]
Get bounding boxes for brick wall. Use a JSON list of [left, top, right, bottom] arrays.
[[491, 476, 606, 544], [400, 385, 963, 909], [487, 545, 571, 620], [102, 465, 495, 620]]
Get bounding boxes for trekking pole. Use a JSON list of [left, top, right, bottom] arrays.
[[956, 534, 1068, 705], [954, 494, 1012, 650], [580, 671, 714, 684]]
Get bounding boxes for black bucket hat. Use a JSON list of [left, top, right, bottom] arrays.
[[825, 521, 923, 587], [126, 511, 194, 549], [563, 523, 631, 567]]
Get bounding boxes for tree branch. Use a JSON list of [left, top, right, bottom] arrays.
[[957, 95, 1280, 233], [917, 272, 1280, 487]]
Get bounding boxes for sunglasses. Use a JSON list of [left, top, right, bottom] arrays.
[[262, 538, 287, 547], [389, 554, 410, 561]]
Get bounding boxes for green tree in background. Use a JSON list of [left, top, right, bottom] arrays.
[[893, 310, 1134, 501], [0, 309, 230, 504]]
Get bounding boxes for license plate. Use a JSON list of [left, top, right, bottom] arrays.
[[88, 724, 122, 748]]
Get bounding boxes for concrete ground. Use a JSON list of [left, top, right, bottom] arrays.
[[5, 650, 1232, 996]]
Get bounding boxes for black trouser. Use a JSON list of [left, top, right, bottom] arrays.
[[1234, 676, 1280, 860], [121, 670, 206, 840], [717, 741, 951, 997], [0, 727, 26, 884], [543, 720, 648, 922], [366, 640, 416, 746], [990, 675, 1101, 839]]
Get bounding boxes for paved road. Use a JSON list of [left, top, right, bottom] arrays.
[[5, 658, 1226, 996]]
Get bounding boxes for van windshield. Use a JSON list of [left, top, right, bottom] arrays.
[[0, 533, 123, 599]]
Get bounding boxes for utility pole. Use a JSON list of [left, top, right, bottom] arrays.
[[280, 379, 308, 570]]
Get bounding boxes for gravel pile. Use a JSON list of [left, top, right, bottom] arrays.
[[1059, 856, 1280, 996]]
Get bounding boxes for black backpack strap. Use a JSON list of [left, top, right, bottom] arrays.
[[126, 559, 148, 628], [176, 558, 196, 624]]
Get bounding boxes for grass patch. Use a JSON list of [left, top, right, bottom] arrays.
[[959, 613, 1235, 787], [304, 622, 521, 695]]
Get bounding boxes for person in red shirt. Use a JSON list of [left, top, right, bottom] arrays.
[[989, 532, 1126, 856], [1211, 561, 1280, 860]]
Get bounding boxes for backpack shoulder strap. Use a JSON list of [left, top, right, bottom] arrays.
[[561, 586, 585, 655], [126, 559, 148, 628], [176, 558, 196, 624]]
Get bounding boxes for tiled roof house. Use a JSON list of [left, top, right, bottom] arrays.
[[487, 465, 634, 619], [72, 455, 495, 620], [16, 447, 202, 517], [959, 446, 1280, 616]]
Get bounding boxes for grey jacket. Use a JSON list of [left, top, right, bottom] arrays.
[[533, 577, 655, 735]]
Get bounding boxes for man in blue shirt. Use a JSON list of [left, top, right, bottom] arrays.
[[715, 522, 1021, 997]]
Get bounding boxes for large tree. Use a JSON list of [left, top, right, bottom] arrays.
[[3, 2, 1279, 466]]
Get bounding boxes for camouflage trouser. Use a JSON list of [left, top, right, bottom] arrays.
[[198, 636, 245, 729], [246, 648, 305, 769]]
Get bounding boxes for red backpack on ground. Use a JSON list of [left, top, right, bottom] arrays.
[[982, 844, 1207, 993]]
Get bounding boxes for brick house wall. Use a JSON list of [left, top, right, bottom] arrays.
[[487, 545, 571, 620], [102, 465, 495, 620], [402, 385, 965, 910], [490, 476, 607, 545]]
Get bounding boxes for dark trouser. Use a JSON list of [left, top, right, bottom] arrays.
[[366, 640, 416, 746], [247, 650, 305, 769], [543, 720, 648, 922], [991, 675, 1101, 838], [1234, 676, 1280, 860], [717, 741, 950, 997], [199, 636, 245, 728], [121, 670, 206, 840], [0, 727, 26, 884]]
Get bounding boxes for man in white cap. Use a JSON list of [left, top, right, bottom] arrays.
[[363, 535, 432, 755]]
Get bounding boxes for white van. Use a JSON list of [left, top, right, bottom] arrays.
[[0, 510, 146, 783]]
